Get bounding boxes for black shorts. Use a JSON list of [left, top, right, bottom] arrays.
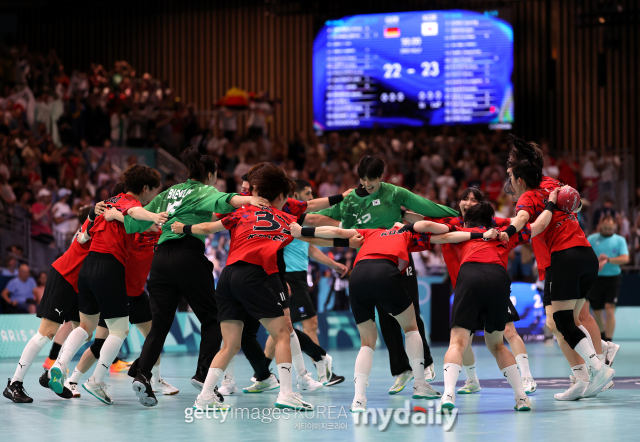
[[587, 275, 622, 310], [547, 246, 599, 303], [286, 271, 317, 323], [472, 297, 519, 333], [37, 266, 80, 324], [543, 277, 551, 307], [451, 263, 512, 334], [271, 272, 289, 310], [349, 259, 413, 325], [77, 252, 129, 320], [216, 262, 285, 322], [97, 292, 152, 327]]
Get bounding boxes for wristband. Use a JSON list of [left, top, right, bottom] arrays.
[[301, 227, 316, 237], [333, 238, 349, 247], [88, 207, 97, 222], [470, 232, 483, 239], [544, 201, 556, 212], [297, 212, 307, 225], [505, 225, 517, 237], [183, 225, 193, 234], [400, 223, 416, 234], [328, 194, 344, 206]]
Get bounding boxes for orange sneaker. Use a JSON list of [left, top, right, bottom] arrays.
[[43, 358, 55, 370], [110, 360, 132, 373]]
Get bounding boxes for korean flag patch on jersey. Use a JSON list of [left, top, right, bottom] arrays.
[[373, 199, 381, 206]]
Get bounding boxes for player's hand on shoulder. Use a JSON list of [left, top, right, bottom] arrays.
[[497, 229, 509, 242], [342, 188, 354, 198], [349, 233, 364, 249], [289, 222, 302, 237], [95, 201, 108, 215], [171, 221, 185, 233], [483, 228, 499, 240], [249, 196, 270, 208], [103, 208, 120, 221]]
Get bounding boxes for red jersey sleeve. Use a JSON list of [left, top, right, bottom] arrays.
[[515, 193, 539, 221], [509, 223, 533, 248], [282, 198, 308, 218], [492, 216, 512, 228], [221, 211, 243, 230], [408, 232, 433, 253]]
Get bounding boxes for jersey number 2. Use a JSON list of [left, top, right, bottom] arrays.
[[254, 211, 282, 231]]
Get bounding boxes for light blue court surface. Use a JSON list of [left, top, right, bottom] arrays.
[[2, 342, 639, 442]]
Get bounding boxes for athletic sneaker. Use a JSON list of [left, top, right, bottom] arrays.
[[424, 363, 436, 382], [604, 341, 620, 367], [325, 373, 345, 386], [243, 374, 280, 393], [297, 370, 324, 392], [132, 371, 158, 407], [439, 393, 456, 413], [193, 393, 231, 411], [39, 369, 72, 399], [42, 357, 55, 370], [275, 392, 314, 411], [67, 381, 81, 398], [522, 377, 537, 394], [83, 377, 113, 405], [314, 354, 333, 385], [457, 379, 481, 394], [218, 376, 238, 395], [554, 376, 588, 401], [190, 366, 224, 402], [3, 379, 33, 403], [151, 377, 179, 395], [412, 383, 442, 399], [389, 370, 414, 395], [583, 366, 615, 398], [350, 397, 367, 413], [514, 396, 532, 411], [48, 365, 67, 395]]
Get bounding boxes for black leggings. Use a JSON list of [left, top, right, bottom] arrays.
[[137, 236, 222, 378]]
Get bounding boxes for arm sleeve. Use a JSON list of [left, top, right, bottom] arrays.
[[283, 198, 308, 217], [315, 204, 342, 221], [197, 191, 237, 214], [408, 232, 433, 252], [124, 216, 154, 234], [511, 223, 533, 247], [515, 194, 538, 221], [618, 236, 629, 256], [398, 187, 459, 217], [221, 211, 242, 230]]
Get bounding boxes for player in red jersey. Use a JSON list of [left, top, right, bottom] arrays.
[[404, 187, 537, 394], [506, 134, 614, 400], [48, 165, 168, 404], [289, 218, 498, 412]]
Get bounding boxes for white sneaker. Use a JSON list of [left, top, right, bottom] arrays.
[[457, 379, 481, 394], [193, 393, 231, 411], [554, 376, 588, 401], [604, 341, 620, 367], [151, 377, 179, 395], [66, 380, 81, 398], [48, 364, 67, 395], [412, 382, 442, 399], [424, 363, 436, 382], [218, 376, 238, 395], [522, 377, 537, 394], [440, 392, 456, 413], [297, 370, 324, 392], [350, 397, 367, 413], [242, 374, 280, 393], [82, 377, 113, 405], [314, 354, 333, 385], [514, 395, 532, 411], [389, 370, 414, 395], [583, 365, 615, 398], [275, 392, 314, 411]]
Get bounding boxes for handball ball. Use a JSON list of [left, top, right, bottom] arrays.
[[557, 186, 581, 213]]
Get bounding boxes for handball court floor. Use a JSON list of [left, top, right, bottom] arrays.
[[2, 342, 639, 442]]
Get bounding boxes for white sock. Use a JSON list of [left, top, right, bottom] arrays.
[[571, 364, 588, 382], [201, 368, 223, 400], [578, 325, 596, 353], [443, 363, 462, 399], [502, 364, 526, 398], [405, 331, 427, 387], [92, 335, 124, 384], [53, 328, 89, 371], [224, 356, 235, 379], [574, 338, 602, 371], [69, 367, 84, 384], [151, 365, 161, 382], [290, 332, 306, 376], [515, 354, 532, 378], [354, 346, 374, 399], [463, 365, 478, 382], [277, 363, 294, 395], [12, 332, 49, 383]]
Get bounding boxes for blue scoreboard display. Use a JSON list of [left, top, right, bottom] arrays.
[[313, 10, 514, 131]]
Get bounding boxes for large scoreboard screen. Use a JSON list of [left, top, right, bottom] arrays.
[[313, 9, 514, 131]]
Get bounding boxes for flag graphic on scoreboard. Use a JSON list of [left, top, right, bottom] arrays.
[[384, 27, 400, 38]]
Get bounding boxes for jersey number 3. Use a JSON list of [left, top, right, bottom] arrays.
[[254, 211, 282, 231]]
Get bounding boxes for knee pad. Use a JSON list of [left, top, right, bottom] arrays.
[[90, 338, 105, 359], [553, 310, 585, 349], [104, 317, 130, 340]]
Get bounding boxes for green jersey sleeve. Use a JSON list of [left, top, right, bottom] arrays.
[[397, 186, 459, 217], [123, 216, 154, 234], [315, 204, 342, 221], [196, 191, 237, 214]]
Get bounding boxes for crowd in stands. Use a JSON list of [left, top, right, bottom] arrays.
[[1, 39, 638, 313]]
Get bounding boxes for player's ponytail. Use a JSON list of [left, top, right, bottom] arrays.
[[181, 147, 218, 182], [507, 134, 543, 189], [463, 201, 495, 229]]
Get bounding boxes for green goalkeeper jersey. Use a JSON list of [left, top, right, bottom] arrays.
[[123, 179, 237, 245], [316, 182, 459, 229]]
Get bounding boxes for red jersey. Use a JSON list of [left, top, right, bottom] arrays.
[[424, 215, 511, 287], [215, 196, 307, 221], [125, 230, 161, 297], [51, 219, 93, 292], [90, 193, 142, 266], [222, 205, 296, 275], [516, 175, 589, 279], [354, 226, 433, 272]]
